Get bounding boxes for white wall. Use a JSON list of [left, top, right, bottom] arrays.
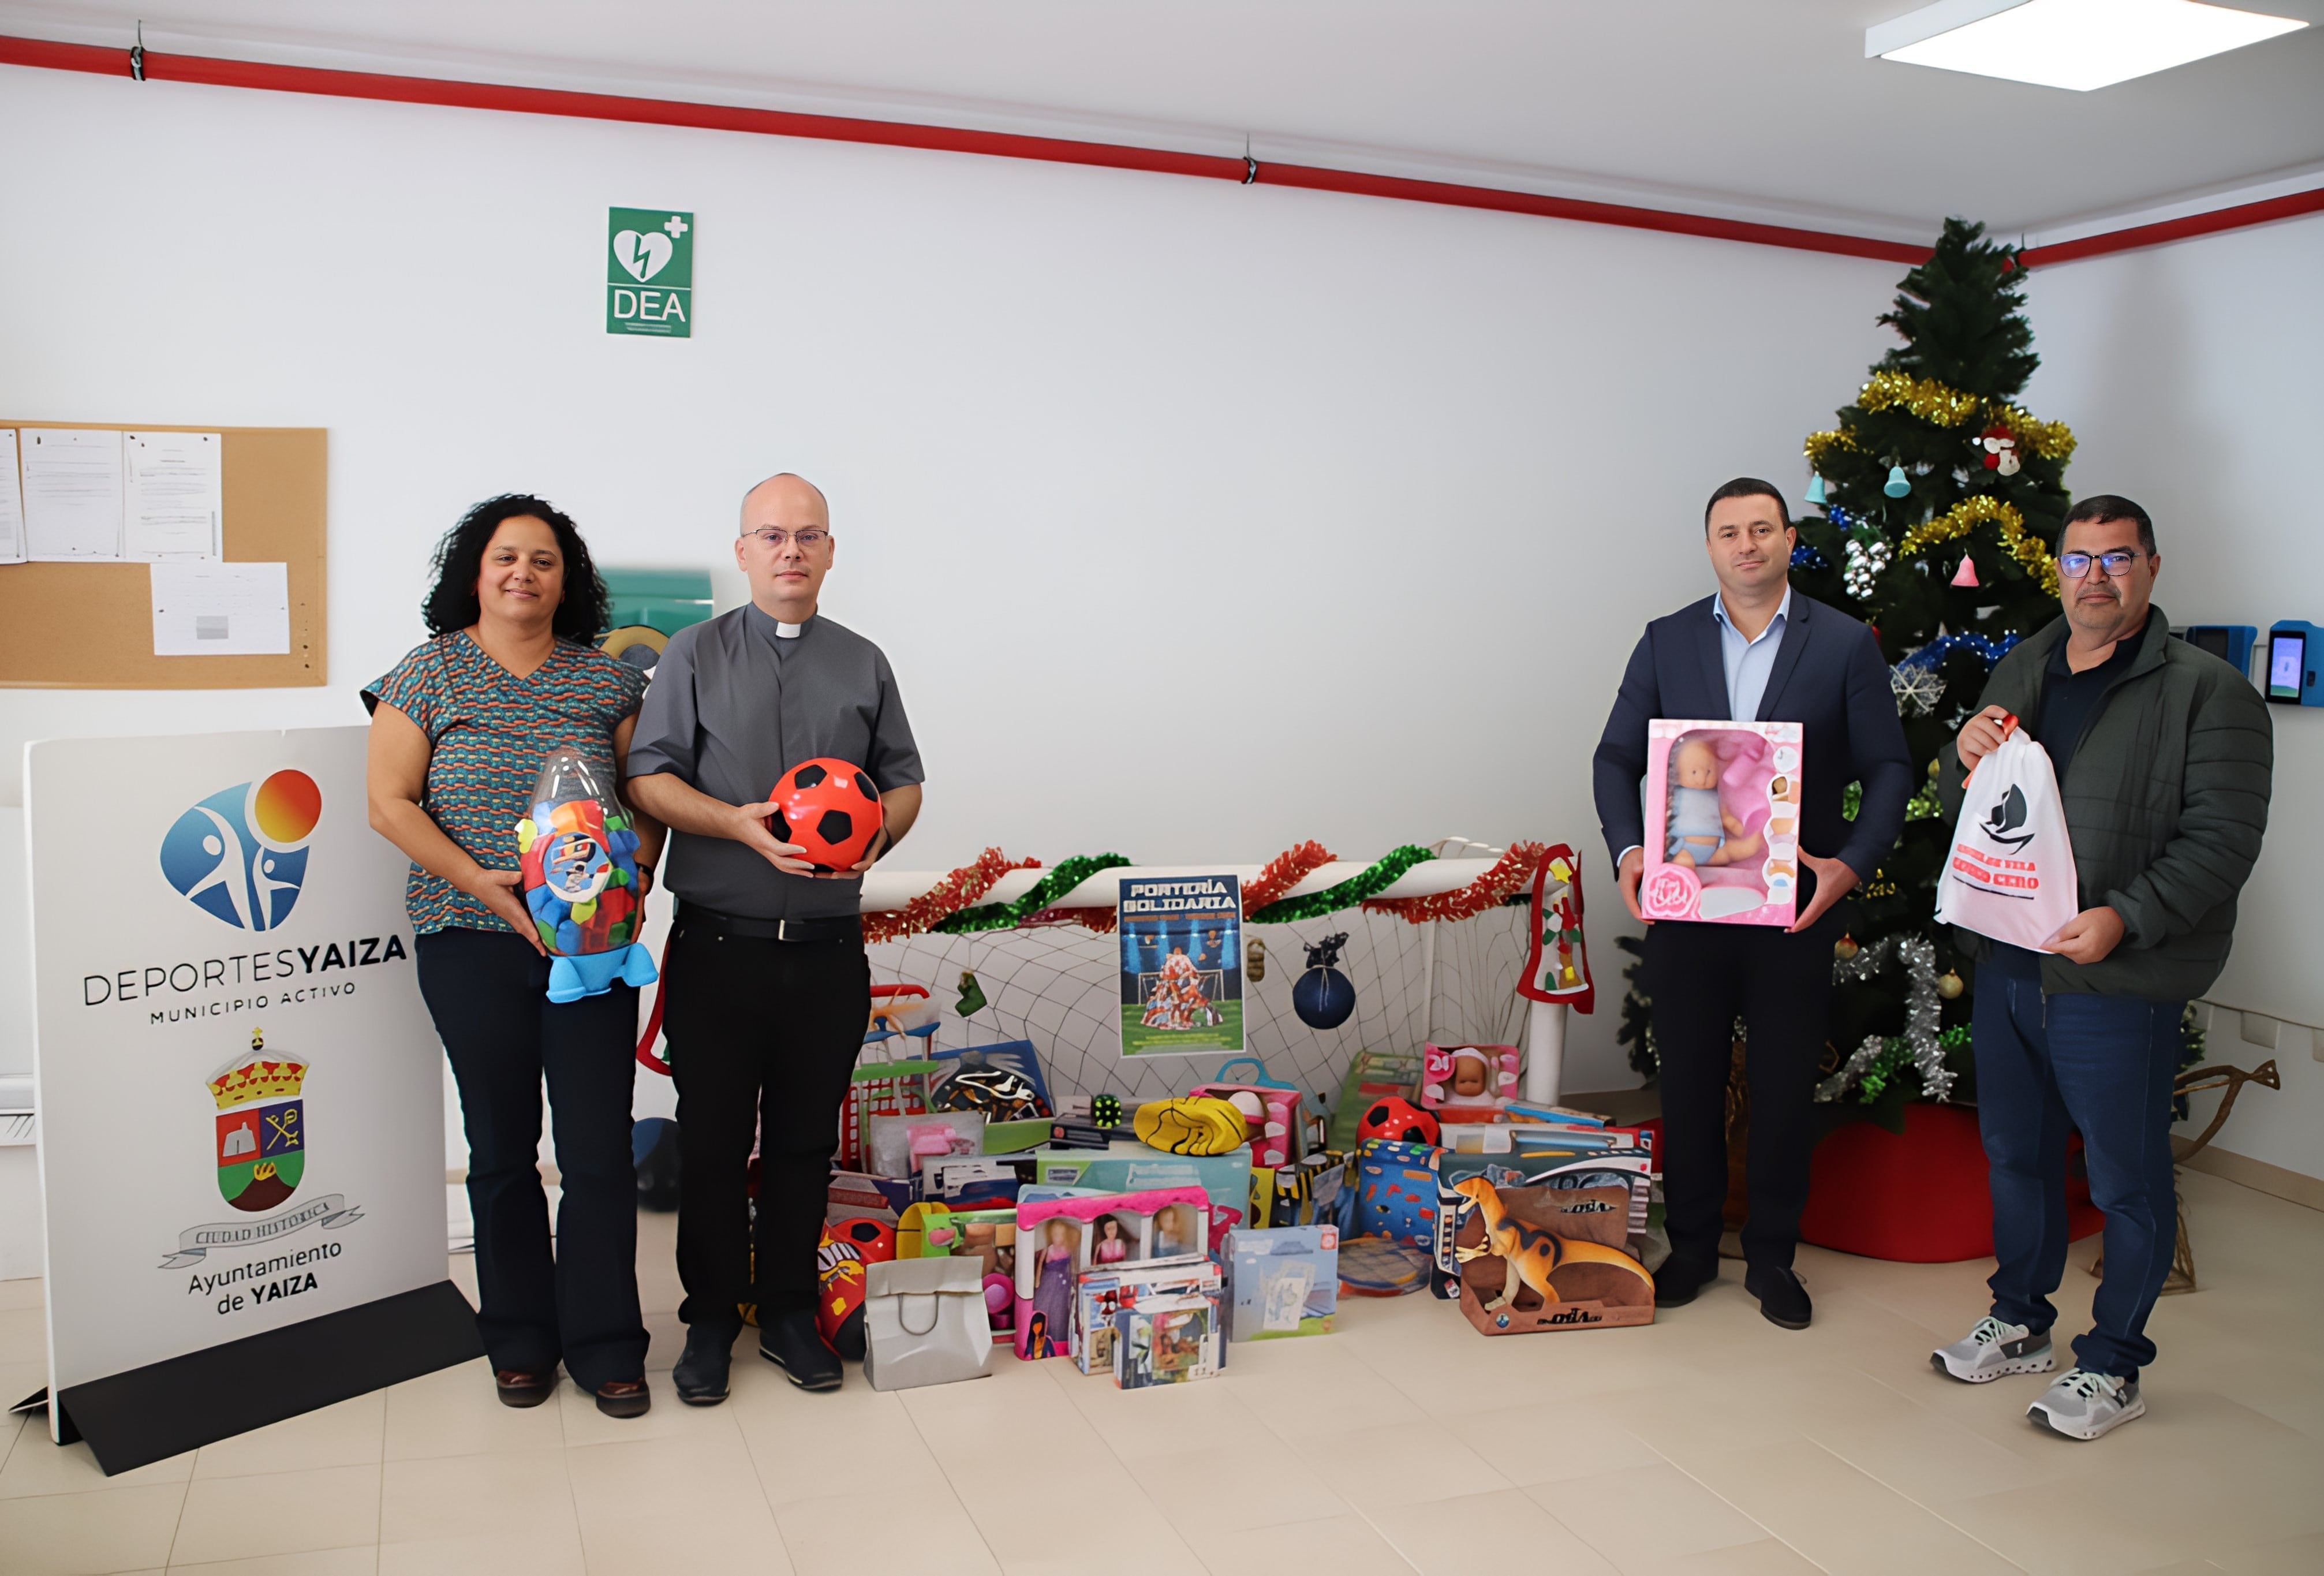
[[0, 62, 1911, 1101], [2025, 211, 2324, 1184], [0, 63, 2312, 1238]]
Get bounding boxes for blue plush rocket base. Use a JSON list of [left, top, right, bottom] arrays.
[[547, 943, 659, 1005]]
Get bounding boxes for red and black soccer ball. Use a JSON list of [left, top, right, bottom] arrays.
[[768, 758, 883, 872], [1356, 1096, 1440, 1148]]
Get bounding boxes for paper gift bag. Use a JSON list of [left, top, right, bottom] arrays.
[[862, 1256, 995, 1392]]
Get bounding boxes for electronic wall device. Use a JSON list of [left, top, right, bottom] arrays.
[[2174, 625, 2257, 680], [2265, 622, 2322, 707]]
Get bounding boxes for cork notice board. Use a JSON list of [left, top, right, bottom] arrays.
[[0, 423, 325, 689]]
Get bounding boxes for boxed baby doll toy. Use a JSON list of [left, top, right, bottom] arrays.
[[1639, 718, 1803, 927], [1419, 1044, 1520, 1122], [1222, 1224, 1339, 1340]]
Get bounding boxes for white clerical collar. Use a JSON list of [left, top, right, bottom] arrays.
[[775, 622, 802, 639]]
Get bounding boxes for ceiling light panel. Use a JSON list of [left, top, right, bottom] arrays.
[[1868, 0, 2308, 91]]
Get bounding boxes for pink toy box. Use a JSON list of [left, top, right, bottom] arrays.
[[1013, 1186, 1210, 1361], [1638, 718, 1803, 927], [1419, 1044, 1520, 1122]]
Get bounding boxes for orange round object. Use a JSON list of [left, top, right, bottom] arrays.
[[768, 758, 883, 873]]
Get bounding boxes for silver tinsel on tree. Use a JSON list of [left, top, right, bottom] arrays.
[[1814, 934, 1956, 1103]]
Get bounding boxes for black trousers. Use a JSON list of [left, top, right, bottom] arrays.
[[416, 928, 647, 1389], [663, 912, 870, 1326], [1645, 912, 1837, 1275]]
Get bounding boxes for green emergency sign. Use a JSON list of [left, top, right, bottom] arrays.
[[606, 207, 694, 337]]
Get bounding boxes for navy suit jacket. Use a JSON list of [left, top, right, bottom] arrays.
[[1592, 591, 1912, 887]]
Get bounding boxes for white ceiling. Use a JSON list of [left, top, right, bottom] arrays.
[[6, 0, 2322, 240]]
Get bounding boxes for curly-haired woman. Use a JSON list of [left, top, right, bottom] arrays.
[[364, 494, 663, 1417]]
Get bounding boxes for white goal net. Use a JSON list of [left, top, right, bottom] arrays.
[[866, 902, 1535, 1110]]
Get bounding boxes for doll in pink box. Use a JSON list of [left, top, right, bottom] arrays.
[[1028, 1218, 1079, 1357], [1421, 1043, 1521, 1121], [1664, 733, 1765, 868], [1640, 720, 1800, 927]]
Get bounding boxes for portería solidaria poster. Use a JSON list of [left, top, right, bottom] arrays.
[[1118, 874, 1244, 1056]]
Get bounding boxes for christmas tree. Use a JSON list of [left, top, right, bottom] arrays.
[[1619, 218, 2079, 1126]]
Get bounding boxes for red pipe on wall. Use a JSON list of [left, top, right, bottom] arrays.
[[2016, 185, 2324, 268], [0, 32, 1923, 264], [3, 32, 2316, 270]]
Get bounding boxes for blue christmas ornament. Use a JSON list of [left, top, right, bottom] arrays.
[[1790, 543, 1829, 570], [1884, 465, 1911, 498], [1290, 932, 1356, 1030], [1805, 473, 1827, 506], [1897, 632, 2023, 672]]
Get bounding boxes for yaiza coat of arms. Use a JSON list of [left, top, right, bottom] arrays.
[[210, 1029, 307, 1213]]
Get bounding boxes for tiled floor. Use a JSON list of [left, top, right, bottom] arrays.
[[3, 1167, 2321, 1575]]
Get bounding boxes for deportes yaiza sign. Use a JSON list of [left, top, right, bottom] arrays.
[[28, 728, 458, 1469]]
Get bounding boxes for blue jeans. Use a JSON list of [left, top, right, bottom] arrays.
[[1974, 963, 2182, 1379]]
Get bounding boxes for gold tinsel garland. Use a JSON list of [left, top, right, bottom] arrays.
[[1898, 496, 2061, 597], [1807, 372, 2078, 466]]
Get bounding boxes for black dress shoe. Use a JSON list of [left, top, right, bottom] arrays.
[[759, 1308, 843, 1392], [589, 1377, 652, 1418], [1745, 1263, 1813, 1329], [672, 1323, 738, 1406], [494, 1368, 558, 1408], [1653, 1261, 1714, 1308]]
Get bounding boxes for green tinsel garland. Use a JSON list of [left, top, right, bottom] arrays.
[[1246, 845, 1435, 924], [934, 853, 1133, 933]]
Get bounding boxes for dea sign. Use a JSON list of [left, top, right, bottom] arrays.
[[606, 207, 694, 337]]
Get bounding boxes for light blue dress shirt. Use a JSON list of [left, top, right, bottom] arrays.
[[1620, 587, 1796, 864], [1713, 587, 1791, 722]]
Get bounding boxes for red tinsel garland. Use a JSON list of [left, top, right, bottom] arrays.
[[1365, 841, 1548, 924], [861, 847, 1041, 945], [1242, 840, 1336, 914], [862, 838, 1546, 942]]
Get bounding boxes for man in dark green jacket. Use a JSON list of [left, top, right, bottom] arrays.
[[1930, 495, 2272, 1441]]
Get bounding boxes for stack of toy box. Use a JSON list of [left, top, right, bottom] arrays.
[[1430, 1107, 1658, 1336], [1012, 1185, 1213, 1362]]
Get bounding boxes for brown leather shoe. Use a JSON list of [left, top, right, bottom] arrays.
[[591, 1377, 652, 1419], [494, 1368, 558, 1408]]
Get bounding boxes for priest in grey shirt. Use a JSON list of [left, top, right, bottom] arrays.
[[626, 472, 921, 1400]]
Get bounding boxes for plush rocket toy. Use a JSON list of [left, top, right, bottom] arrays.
[[515, 746, 659, 1003]]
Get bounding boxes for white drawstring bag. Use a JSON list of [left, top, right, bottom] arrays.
[[862, 1256, 995, 1392], [1934, 722, 2081, 951]]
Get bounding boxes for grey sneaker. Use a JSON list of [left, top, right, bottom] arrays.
[[2027, 1368, 2144, 1440], [1931, 1316, 2056, 1384]]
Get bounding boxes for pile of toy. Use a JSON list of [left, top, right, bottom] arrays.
[[812, 1014, 1660, 1391], [1333, 1045, 1660, 1332]]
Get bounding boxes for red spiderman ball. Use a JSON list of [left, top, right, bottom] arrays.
[[1357, 1096, 1440, 1148], [768, 757, 884, 873]]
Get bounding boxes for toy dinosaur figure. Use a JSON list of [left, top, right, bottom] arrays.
[[1450, 1176, 1652, 1312]]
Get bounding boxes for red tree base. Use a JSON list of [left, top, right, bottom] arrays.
[[1799, 1101, 2103, 1263]]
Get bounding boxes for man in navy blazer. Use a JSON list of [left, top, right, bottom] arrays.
[[1593, 479, 1912, 1328]]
